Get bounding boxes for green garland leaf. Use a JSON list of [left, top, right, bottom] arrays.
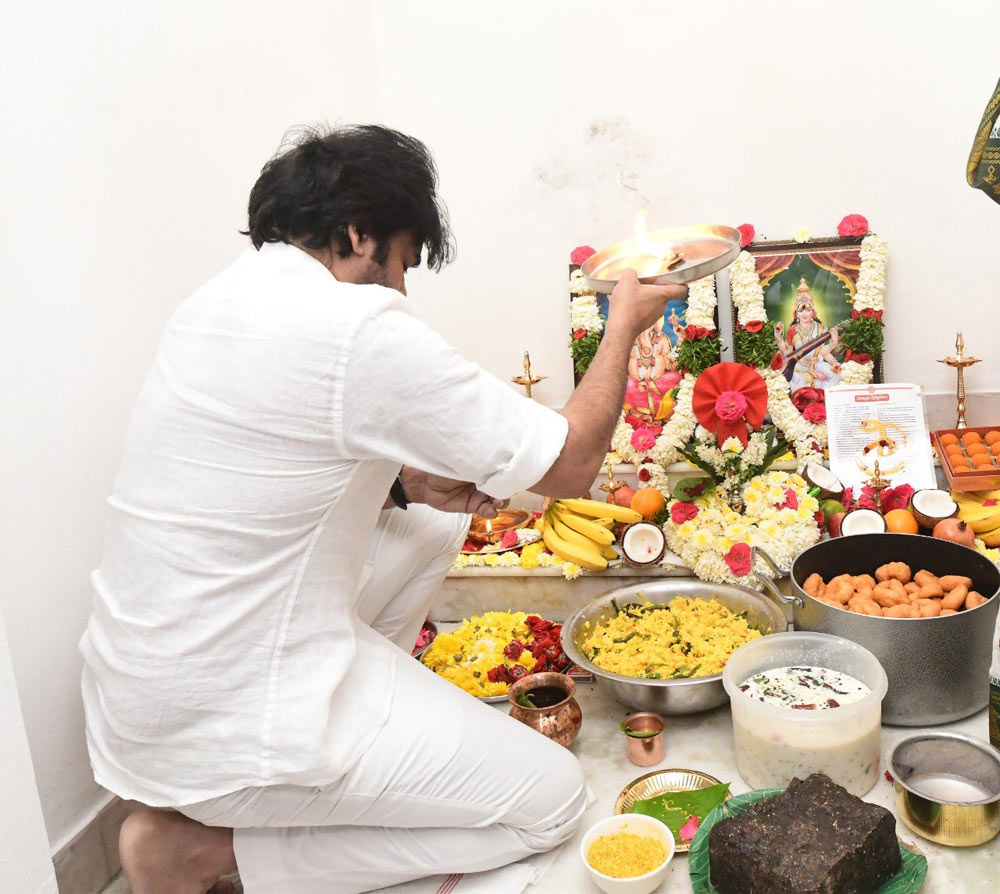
[[734, 327, 778, 368], [839, 317, 884, 358], [569, 330, 602, 376], [676, 334, 722, 377]]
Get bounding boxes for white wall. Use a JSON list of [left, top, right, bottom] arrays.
[[375, 0, 1000, 408], [0, 0, 381, 851], [0, 614, 58, 892]]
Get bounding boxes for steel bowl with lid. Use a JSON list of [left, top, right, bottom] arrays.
[[560, 579, 788, 715]]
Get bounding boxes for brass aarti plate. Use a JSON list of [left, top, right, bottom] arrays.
[[615, 767, 730, 854], [581, 224, 741, 292]]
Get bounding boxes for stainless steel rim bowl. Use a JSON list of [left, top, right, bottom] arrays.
[[560, 579, 789, 715]]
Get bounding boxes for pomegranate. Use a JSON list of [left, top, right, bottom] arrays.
[[609, 485, 636, 508], [932, 517, 976, 548], [827, 512, 845, 538]]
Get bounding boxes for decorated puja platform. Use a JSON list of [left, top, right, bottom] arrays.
[[414, 211, 1000, 893]]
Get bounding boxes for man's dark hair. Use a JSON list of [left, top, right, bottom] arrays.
[[244, 124, 454, 270]]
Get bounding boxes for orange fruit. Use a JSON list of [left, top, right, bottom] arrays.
[[985, 431, 1000, 445], [961, 431, 982, 445], [944, 444, 963, 457], [884, 509, 919, 534], [630, 486, 666, 520], [967, 443, 987, 456], [991, 441, 1000, 456], [973, 454, 994, 468], [939, 433, 959, 446]]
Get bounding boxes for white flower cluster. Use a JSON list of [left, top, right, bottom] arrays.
[[568, 268, 590, 295], [684, 275, 717, 329], [729, 251, 767, 325], [839, 359, 875, 385], [569, 291, 604, 334], [662, 471, 821, 585], [852, 234, 888, 312], [643, 462, 673, 498], [762, 369, 825, 470]]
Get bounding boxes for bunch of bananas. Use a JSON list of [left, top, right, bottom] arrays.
[[954, 489, 1000, 547], [539, 498, 643, 571]]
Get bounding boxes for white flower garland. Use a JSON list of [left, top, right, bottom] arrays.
[[729, 234, 887, 466], [663, 471, 822, 585], [453, 548, 583, 580], [609, 275, 716, 466], [569, 269, 604, 335]]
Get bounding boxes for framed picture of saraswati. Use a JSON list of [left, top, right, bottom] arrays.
[[735, 236, 883, 396]]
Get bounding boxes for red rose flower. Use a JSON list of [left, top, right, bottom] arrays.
[[725, 542, 752, 577], [744, 320, 764, 333], [671, 501, 699, 524], [803, 402, 827, 423], [837, 214, 869, 237], [861, 308, 876, 319], [791, 387, 823, 411], [770, 352, 784, 370], [875, 310, 883, 322], [846, 350, 873, 365], [624, 412, 645, 429], [736, 223, 755, 248], [638, 467, 651, 482], [572, 328, 588, 340], [814, 509, 826, 532], [851, 308, 859, 320], [570, 245, 596, 265]]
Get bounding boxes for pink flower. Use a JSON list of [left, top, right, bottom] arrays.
[[679, 815, 700, 842], [630, 427, 658, 452], [736, 223, 755, 248], [881, 484, 916, 514], [777, 488, 799, 510], [725, 542, 752, 577], [714, 390, 748, 422], [803, 402, 827, 423], [570, 245, 596, 265], [501, 529, 518, 549], [841, 486, 854, 510], [624, 413, 645, 430], [837, 214, 869, 237], [744, 320, 763, 333], [671, 501, 699, 524]]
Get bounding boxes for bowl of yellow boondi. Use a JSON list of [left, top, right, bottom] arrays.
[[561, 579, 787, 715]]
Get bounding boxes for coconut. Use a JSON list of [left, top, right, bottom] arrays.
[[910, 488, 959, 530], [840, 508, 888, 536], [803, 462, 845, 500], [619, 522, 666, 567]]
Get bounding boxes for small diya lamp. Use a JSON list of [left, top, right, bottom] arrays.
[[620, 711, 666, 766], [508, 672, 582, 748], [466, 508, 532, 545], [938, 331, 981, 429]]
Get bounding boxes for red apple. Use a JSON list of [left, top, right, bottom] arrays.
[[610, 485, 636, 508], [827, 512, 845, 537]]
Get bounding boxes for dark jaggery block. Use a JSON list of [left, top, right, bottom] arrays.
[[709, 774, 901, 894]]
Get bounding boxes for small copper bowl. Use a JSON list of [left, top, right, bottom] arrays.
[[508, 672, 582, 748], [622, 712, 666, 766]]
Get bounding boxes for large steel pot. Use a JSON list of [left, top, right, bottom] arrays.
[[753, 534, 1000, 727], [561, 578, 789, 715]]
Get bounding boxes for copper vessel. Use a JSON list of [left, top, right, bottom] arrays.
[[622, 711, 665, 766], [507, 673, 582, 748]]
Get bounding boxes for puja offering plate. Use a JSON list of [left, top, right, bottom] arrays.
[[688, 788, 929, 894], [463, 528, 541, 555], [615, 768, 730, 854], [466, 508, 532, 545], [581, 224, 741, 292]]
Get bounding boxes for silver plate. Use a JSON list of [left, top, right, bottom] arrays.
[[581, 224, 741, 291], [614, 768, 730, 854]]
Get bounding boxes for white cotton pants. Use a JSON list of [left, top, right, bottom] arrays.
[[178, 505, 589, 894]]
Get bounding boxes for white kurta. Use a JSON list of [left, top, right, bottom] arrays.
[[80, 241, 568, 807]]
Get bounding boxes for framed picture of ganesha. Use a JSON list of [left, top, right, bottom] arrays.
[[593, 290, 717, 423], [734, 237, 883, 403]]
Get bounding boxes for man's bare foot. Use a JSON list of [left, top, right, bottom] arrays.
[[120, 809, 238, 894]]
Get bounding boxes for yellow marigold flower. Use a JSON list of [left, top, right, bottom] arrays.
[[519, 542, 545, 569]]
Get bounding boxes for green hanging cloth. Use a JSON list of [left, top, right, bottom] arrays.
[[967, 77, 1000, 204]]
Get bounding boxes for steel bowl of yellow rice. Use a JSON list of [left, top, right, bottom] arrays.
[[561, 579, 788, 714]]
